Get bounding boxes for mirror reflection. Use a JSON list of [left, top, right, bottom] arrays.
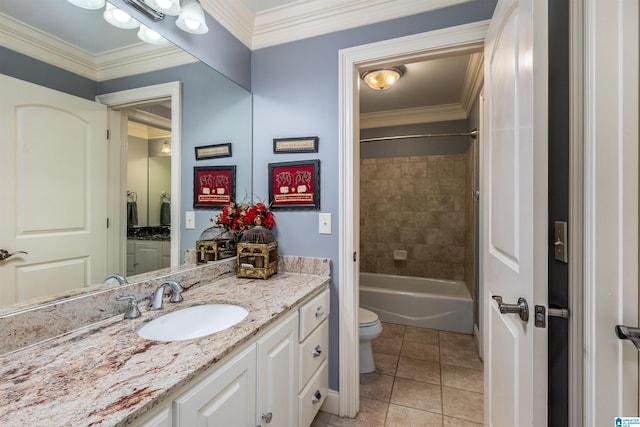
[[0, 0, 253, 311]]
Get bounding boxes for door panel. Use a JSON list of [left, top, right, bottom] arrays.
[[483, 0, 548, 425], [0, 74, 108, 307]]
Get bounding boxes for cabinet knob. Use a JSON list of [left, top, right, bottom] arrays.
[[315, 306, 325, 318], [261, 412, 273, 424], [312, 345, 322, 357], [311, 390, 322, 404]]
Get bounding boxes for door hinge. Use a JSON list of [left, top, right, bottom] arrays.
[[534, 305, 570, 328]]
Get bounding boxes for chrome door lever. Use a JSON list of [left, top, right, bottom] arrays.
[[492, 295, 529, 322], [0, 249, 28, 261], [615, 325, 640, 351]]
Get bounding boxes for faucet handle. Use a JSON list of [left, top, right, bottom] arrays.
[[116, 294, 142, 319]]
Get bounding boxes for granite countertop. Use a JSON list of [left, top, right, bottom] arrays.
[[0, 271, 329, 426]]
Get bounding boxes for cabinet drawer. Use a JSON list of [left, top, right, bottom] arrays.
[[298, 360, 328, 427], [299, 319, 328, 391], [299, 289, 329, 341]]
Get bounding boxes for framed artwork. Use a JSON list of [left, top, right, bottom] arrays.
[[273, 136, 319, 153], [268, 160, 320, 210], [193, 166, 236, 208], [195, 143, 232, 160]]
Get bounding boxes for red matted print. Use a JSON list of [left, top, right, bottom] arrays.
[[193, 166, 236, 208], [268, 160, 320, 210]]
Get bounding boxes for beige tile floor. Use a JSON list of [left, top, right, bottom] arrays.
[[311, 322, 484, 427]]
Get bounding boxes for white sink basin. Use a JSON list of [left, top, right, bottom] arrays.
[[137, 304, 249, 342]]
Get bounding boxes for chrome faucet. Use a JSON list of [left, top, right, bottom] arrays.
[[149, 280, 183, 310], [105, 274, 128, 285]]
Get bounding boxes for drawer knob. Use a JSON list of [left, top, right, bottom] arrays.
[[262, 412, 273, 423], [311, 390, 322, 404], [312, 345, 322, 357], [315, 306, 325, 318]]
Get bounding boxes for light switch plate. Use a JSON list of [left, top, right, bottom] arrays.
[[554, 221, 568, 263], [319, 213, 331, 234], [185, 211, 195, 229]]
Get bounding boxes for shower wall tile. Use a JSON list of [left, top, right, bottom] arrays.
[[360, 154, 467, 280]]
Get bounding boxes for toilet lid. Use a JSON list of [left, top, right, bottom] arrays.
[[359, 308, 379, 327]]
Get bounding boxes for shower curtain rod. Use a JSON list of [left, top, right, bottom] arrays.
[[360, 128, 477, 143]]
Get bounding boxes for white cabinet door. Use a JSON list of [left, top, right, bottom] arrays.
[[174, 345, 256, 426], [132, 405, 171, 427], [256, 312, 299, 427]]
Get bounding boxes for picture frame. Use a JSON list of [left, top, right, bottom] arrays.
[[268, 160, 320, 210], [273, 136, 319, 153], [195, 143, 232, 160], [193, 166, 236, 208]]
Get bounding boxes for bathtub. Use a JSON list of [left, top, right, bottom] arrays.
[[359, 272, 473, 334]]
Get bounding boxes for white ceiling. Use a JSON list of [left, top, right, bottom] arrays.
[[0, 0, 483, 123]]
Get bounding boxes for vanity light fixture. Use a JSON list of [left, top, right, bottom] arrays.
[[103, 3, 140, 29], [67, 0, 106, 9], [175, 0, 208, 34], [68, 0, 209, 43], [161, 140, 172, 154], [361, 66, 406, 91]]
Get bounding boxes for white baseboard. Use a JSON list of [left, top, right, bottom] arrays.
[[320, 389, 340, 415]]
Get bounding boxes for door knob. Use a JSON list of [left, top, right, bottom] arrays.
[[0, 249, 28, 261], [615, 325, 640, 351], [492, 295, 529, 322]]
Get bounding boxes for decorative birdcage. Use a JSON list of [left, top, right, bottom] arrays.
[[236, 226, 278, 279], [196, 226, 238, 264]]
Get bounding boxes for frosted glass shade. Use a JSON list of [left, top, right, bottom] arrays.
[[137, 24, 170, 45], [144, 0, 182, 16], [176, 0, 208, 34], [104, 3, 140, 29], [361, 66, 406, 91]]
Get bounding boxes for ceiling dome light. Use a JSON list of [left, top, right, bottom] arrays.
[[144, 0, 182, 16], [67, 0, 106, 9], [176, 0, 208, 34], [361, 66, 406, 91], [104, 3, 140, 29], [137, 24, 170, 45]]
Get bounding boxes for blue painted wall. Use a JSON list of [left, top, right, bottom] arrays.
[[0, 46, 96, 99], [251, 0, 497, 390]]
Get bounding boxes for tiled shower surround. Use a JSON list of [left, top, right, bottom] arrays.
[[360, 154, 467, 281]]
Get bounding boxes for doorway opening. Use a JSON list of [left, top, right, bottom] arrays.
[[337, 21, 487, 417], [96, 81, 182, 276]]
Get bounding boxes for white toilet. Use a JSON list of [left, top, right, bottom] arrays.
[[359, 307, 383, 373]]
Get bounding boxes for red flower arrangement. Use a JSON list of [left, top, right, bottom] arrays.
[[213, 202, 275, 231]]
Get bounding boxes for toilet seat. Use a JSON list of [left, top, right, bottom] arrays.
[[359, 307, 379, 328]]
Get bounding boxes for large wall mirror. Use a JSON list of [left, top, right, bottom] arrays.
[[0, 0, 252, 312]]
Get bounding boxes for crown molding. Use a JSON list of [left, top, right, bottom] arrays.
[[202, 0, 255, 49], [0, 12, 97, 79], [127, 120, 172, 139], [251, 0, 473, 50], [96, 43, 197, 81], [360, 103, 467, 129], [0, 12, 198, 82], [459, 52, 484, 113]]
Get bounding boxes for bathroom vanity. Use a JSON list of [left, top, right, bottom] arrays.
[[0, 257, 330, 426]]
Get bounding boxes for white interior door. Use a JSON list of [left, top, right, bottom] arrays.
[[482, 0, 548, 425], [0, 74, 108, 306]]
